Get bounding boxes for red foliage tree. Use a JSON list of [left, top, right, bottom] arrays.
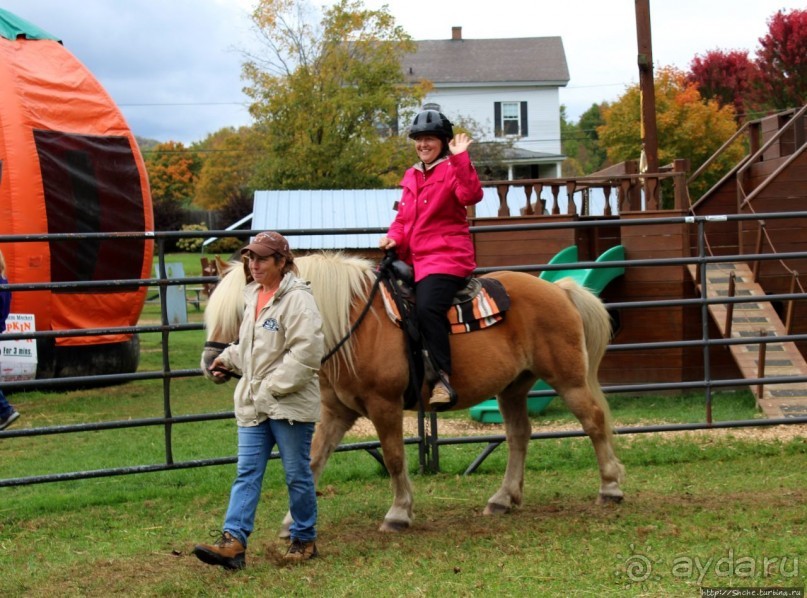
[[687, 50, 758, 121], [754, 8, 807, 111]]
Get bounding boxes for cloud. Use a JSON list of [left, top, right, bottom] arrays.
[[3, 0, 805, 142], [2, 0, 255, 143]]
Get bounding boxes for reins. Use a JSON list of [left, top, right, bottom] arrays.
[[203, 340, 242, 379], [319, 251, 397, 365], [204, 251, 398, 374]]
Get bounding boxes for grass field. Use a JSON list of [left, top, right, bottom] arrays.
[[1, 256, 805, 595]]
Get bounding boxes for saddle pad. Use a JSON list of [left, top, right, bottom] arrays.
[[380, 277, 510, 335], [447, 278, 510, 333]]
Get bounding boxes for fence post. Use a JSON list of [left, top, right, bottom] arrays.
[[785, 271, 798, 334], [752, 221, 765, 282], [725, 272, 736, 337], [757, 330, 767, 400]]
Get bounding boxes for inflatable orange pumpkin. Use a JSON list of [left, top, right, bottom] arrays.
[[0, 9, 154, 378]]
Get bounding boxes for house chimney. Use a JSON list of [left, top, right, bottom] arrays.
[[451, 26, 462, 41]]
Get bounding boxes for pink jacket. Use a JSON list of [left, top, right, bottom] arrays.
[[387, 151, 484, 282]]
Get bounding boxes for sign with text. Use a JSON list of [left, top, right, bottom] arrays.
[[0, 313, 38, 382]]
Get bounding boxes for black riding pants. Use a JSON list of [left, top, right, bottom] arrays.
[[415, 273, 466, 376]]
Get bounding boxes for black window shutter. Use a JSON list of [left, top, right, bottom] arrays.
[[520, 101, 528, 137], [494, 102, 502, 137]]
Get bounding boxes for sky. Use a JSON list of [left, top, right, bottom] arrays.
[[2, 0, 804, 145]]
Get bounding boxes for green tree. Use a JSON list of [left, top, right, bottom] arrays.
[[242, 0, 427, 189], [193, 126, 261, 210], [598, 67, 743, 202], [562, 103, 609, 176]]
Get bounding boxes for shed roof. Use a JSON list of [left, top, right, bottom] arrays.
[[251, 187, 572, 250], [403, 37, 569, 86]]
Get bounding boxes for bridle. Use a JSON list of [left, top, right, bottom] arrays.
[[319, 250, 397, 364], [202, 251, 398, 376]]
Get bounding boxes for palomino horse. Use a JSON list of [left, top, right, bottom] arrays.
[[201, 252, 625, 533]]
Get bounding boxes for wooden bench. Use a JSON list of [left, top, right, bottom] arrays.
[[186, 287, 204, 311]]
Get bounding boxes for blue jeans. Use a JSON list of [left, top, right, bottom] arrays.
[[0, 390, 13, 419], [223, 418, 317, 547]]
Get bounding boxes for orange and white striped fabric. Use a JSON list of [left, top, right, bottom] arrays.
[[380, 278, 510, 335]]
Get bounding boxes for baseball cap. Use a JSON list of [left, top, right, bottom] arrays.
[[240, 231, 292, 259]]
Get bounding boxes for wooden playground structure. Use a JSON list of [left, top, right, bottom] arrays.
[[468, 106, 807, 419]]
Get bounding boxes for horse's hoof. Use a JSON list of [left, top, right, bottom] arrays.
[[379, 519, 410, 532], [597, 493, 624, 505], [278, 528, 291, 539], [483, 502, 510, 515]]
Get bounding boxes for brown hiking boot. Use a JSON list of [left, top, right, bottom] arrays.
[[283, 538, 318, 563], [193, 531, 246, 570], [429, 381, 452, 406]]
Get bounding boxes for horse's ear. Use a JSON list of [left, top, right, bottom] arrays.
[[214, 255, 229, 277]]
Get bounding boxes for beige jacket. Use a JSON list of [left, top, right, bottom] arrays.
[[217, 272, 324, 426]]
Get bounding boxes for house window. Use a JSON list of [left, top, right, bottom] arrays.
[[494, 101, 529, 138], [502, 102, 520, 135]]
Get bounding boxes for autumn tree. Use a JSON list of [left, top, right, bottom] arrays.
[[242, 0, 426, 189], [143, 140, 202, 233], [754, 8, 807, 112], [687, 49, 758, 121], [193, 126, 262, 211], [598, 67, 743, 202], [562, 103, 609, 176]]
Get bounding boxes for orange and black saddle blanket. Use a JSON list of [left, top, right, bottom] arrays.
[[380, 277, 510, 334]]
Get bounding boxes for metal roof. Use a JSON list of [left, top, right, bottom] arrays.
[[251, 187, 574, 250]]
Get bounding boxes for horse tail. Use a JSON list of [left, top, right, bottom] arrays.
[[555, 279, 614, 423]]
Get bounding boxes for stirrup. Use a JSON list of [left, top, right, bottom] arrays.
[[429, 375, 458, 412]]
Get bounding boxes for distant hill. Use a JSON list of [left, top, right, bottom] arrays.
[[135, 135, 161, 153]]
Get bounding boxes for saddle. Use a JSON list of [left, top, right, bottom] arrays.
[[380, 260, 511, 334], [376, 253, 510, 413]]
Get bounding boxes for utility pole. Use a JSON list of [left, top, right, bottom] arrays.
[[635, 0, 659, 195]]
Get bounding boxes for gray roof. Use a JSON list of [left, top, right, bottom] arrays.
[[251, 187, 573, 250], [404, 37, 569, 86], [500, 147, 565, 163]]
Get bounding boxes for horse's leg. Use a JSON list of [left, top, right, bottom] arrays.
[[279, 384, 359, 538], [363, 399, 413, 532], [483, 382, 531, 515], [560, 384, 626, 504]]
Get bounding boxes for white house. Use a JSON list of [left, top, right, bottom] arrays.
[[403, 27, 569, 180], [206, 29, 574, 252]]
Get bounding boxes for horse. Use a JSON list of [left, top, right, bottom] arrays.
[[201, 252, 626, 534]]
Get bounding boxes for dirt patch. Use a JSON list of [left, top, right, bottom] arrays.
[[347, 414, 807, 443]]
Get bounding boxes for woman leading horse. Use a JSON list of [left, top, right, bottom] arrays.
[[202, 252, 626, 533]]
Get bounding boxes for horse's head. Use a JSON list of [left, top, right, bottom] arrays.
[[200, 259, 249, 382]]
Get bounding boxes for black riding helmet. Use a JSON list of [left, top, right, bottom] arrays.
[[408, 109, 454, 141]]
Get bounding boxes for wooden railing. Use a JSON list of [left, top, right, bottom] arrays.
[[473, 159, 690, 218]]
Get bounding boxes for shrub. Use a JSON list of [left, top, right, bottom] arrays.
[[177, 223, 208, 252], [206, 236, 243, 256]]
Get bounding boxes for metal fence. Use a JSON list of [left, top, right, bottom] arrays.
[[1, 212, 806, 487]]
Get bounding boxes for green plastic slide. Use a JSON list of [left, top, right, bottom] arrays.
[[469, 245, 625, 423]]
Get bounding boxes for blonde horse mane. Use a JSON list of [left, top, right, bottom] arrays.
[[296, 251, 378, 376], [203, 252, 379, 376], [203, 260, 246, 343]]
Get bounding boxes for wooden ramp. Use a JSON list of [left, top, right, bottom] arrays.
[[688, 262, 807, 418]]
